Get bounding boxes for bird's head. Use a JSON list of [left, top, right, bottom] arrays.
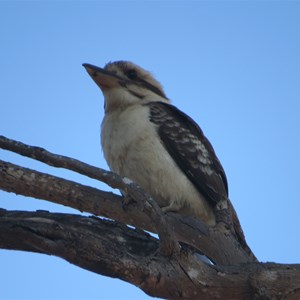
[[83, 61, 169, 113]]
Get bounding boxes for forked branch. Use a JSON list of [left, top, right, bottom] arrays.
[[0, 209, 299, 299], [4, 135, 300, 299]]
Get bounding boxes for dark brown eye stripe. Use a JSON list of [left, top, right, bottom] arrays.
[[136, 77, 167, 98]]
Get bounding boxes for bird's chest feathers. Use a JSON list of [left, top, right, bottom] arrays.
[[101, 105, 155, 174]]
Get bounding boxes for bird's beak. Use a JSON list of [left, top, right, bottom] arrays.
[[82, 63, 121, 91]]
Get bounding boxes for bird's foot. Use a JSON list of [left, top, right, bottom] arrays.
[[122, 195, 136, 211], [161, 202, 182, 214]]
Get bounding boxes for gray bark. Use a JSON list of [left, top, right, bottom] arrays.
[[1, 135, 299, 299]]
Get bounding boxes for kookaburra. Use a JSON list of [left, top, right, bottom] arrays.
[[83, 61, 243, 239]]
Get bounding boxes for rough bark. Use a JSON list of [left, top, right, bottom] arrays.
[[1, 135, 299, 299], [0, 159, 253, 265], [0, 209, 299, 299]]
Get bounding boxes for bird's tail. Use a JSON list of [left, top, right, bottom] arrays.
[[227, 199, 257, 261]]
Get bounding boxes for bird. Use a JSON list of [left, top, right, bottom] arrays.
[[83, 60, 245, 244]]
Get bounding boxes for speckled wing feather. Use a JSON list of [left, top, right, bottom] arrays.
[[147, 101, 228, 207]]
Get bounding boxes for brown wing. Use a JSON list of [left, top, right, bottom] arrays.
[[147, 102, 255, 256], [148, 101, 228, 207]]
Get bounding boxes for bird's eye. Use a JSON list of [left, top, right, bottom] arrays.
[[126, 69, 137, 80]]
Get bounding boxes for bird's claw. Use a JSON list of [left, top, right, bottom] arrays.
[[122, 195, 136, 211]]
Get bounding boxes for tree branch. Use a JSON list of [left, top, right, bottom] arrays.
[[0, 159, 254, 265], [0, 135, 178, 257], [1, 135, 300, 299], [0, 209, 299, 300]]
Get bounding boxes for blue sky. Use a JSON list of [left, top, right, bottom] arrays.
[[1, 1, 300, 299]]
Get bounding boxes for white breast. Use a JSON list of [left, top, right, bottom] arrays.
[[101, 104, 215, 225]]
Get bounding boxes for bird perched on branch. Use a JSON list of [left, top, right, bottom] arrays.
[[83, 61, 245, 245]]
